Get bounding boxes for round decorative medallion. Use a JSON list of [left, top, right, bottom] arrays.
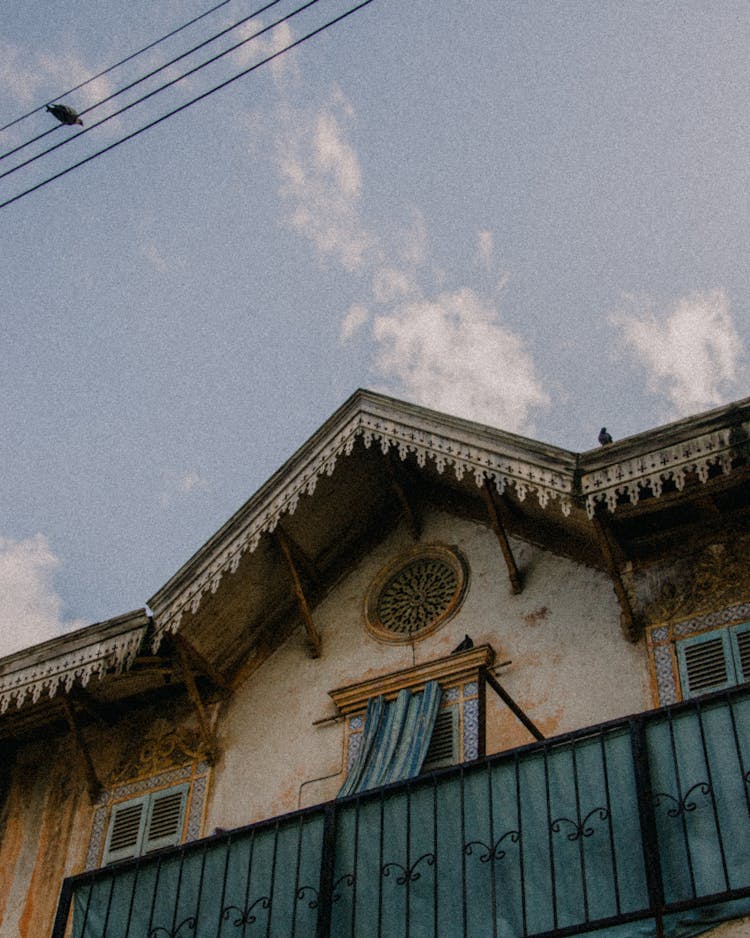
[[365, 545, 468, 643]]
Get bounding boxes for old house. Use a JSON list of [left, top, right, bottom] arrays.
[[1, 389, 749, 937]]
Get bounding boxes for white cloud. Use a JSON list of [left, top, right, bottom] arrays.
[[276, 94, 377, 272], [269, 92, 548, 432], [0, 41, 45, 103], [477, 230, 494, 269], [0, 42, 119, 128], [141, 242, 170, 273], [232, 18, 296, 83], [373, 289, 549, 430], [177, 471, 208, 494], [612, 289, 743, 416], [160, 470, 209, 506], [0, 535, 81, 657], [340, 304, 369, 342]]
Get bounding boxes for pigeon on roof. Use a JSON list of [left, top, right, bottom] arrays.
[[452, 634, 474, 654], [45, 103, 83, 126], [598, 427, 613, 446]]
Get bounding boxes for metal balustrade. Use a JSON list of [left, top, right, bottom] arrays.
[[53, 684, 750, 938]]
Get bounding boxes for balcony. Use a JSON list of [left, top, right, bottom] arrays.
[[54, 685, 750, 938]]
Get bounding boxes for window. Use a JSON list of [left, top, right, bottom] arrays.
[[422, 705, 460, 771], [103, 783, 189, 864], [676, 621, 750, 698]]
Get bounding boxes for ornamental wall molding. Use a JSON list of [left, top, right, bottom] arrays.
[[151, 403, 575, 642], [581, 426, 743, 518], [0, 624, 146, 714]]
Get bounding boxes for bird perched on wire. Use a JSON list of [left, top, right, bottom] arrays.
[[598, 427, 613, 446], [46, 103, 83, 126]]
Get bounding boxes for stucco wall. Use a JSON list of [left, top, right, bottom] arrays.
[[207, 509, 651, 831]]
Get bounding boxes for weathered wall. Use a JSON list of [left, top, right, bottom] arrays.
[[0, 738, 93, 938], [208, 509, 650, 831]]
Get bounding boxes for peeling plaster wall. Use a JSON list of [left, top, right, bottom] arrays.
[[0, 738, 92, 938], [208, 509, 650, 831]]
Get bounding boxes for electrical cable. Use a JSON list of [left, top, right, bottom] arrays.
[[0, 0, 317, 182], [0, 0, 288, 165], [0, 0, 375, 212], [0, 0, 235, 134]]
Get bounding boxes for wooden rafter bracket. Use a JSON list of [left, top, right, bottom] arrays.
[[170, 633, 231, 696], [386, 452, 421, 541], [481, 479, 523, 594], [60, 698, 102, 802], [174, 638, 219, 764], [274, 529, 322, 658], [591, 508, 640, 643]]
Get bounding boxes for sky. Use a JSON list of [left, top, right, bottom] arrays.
[[1, 0, 749, 657]]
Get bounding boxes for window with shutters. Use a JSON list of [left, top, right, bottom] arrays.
[[676, 621, 750, 699], [422, 705, 460, 771], [103, 783, 189, 864]]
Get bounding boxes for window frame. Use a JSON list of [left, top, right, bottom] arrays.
[[676, 620, 750, 699], [102, 782, 190, 865]]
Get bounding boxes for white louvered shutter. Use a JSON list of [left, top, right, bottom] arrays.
[[143, 785, 188, 853], [423, 706, 459, 771], [103, 797, 147, 864]]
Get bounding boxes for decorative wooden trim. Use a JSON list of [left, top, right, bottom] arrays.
[[329, 645, 495, 714]]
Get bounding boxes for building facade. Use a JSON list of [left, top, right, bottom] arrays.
[[1, 390, 749, 937]]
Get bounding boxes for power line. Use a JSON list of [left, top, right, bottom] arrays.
[[0, 0, 235, 135], [0, 0, 376, 212], [0, 0, 317, 183], [0, 0, 288, 165]]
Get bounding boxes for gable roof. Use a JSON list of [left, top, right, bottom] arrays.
[[3, 389, 750, 731]]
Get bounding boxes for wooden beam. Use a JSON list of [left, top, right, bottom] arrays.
[[481, 480, 523, 594], [276, 522, 321, 585], [592, 509, 639, 643], [174, 639, 218, 763], [386, 454, 420, 540], [60, 698, 101, 802], [484, 670, 544, 741], [172, 633, 230, 694], [275, 528, 322, 658]]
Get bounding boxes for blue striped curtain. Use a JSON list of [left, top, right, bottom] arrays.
[[338, 681, 443, 798]]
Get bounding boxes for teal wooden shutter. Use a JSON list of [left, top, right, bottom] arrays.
[[730, 621, 750, 683], [103, 795, 148, 864], [422, 705, 459, 770], [143, 784, 189, 853], [103, 784, 189, 864], [677, 630, 735, 698]]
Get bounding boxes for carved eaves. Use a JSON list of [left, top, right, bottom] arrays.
[[148, 392, 750, 646]]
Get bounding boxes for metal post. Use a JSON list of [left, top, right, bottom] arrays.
[[315, 802, 337, 938], [630, 717, 665, 938], [50, 877, 75, 938]]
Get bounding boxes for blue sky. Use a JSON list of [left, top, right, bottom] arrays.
[[1, 0, 749, 656]]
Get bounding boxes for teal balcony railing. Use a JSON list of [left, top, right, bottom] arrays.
[[53, 684, 750, 938]]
